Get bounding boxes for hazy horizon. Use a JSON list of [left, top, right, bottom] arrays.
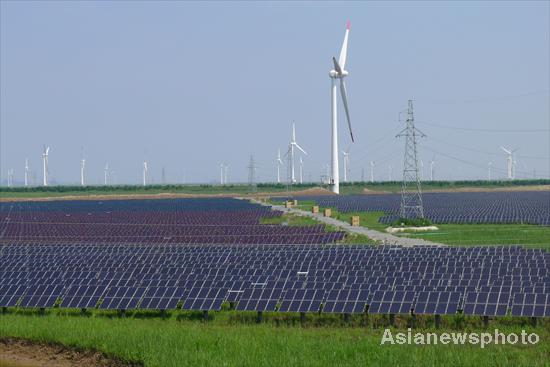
[[1, 1, 549, 186]]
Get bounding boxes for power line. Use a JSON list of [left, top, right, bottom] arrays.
[[416, 121, 549, 133]]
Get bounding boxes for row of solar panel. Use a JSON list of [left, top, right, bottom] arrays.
[[1, 285, 548, 317]]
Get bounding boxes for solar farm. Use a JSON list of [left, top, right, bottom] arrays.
[[0, 194, 549, 365]]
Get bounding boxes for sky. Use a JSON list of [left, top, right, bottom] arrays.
[[1, 1, 549, 185]]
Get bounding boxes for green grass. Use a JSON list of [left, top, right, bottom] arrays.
[[1, 311, 548, 367], [396, 223, 550, 248]]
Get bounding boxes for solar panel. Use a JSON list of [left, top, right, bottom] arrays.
[[463, 292, 510, 316], [511, 293, 550, 317], [368, 290, 414, 314], [414, 291, 461, 315]]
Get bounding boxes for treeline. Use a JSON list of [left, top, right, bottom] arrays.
[[340, 179, 550, 187], [0, 179, 548, 193]]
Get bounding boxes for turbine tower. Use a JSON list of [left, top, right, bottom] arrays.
[[7, 169, 13, 187], [285, 122, 307, 184], [142, 161, 148, 186], [220, 163, 225, 185], [329, 21, 355, 194], [80, 158, 86, 186], [342, 150, 350, 182], [276, 149, 284, 183], [430, 158, 435, 181], [42, 145, 50, 186], [501, 147, 517, 179], [488, 161, 493, 180], [24, 158, 29, 187], [299, 157, 304, 184], [370, 161, 375, 183], [104, 163, 109, 185]]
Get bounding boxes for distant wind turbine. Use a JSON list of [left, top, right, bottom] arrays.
[[104, 163, 109, 185], [342, 150, 350, 182], [284, 122, 307, 183], [24, 158, 29, 187], [143, 161, 148, 186], [276, 149, 284, 183], [42, 145, 50, 186], [501, 146, 517, 179]]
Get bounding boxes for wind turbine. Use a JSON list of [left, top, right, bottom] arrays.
[[370, 161, 375, 183], [329, 21, 355, 194], [142, 161, 148, 186], [220, 163, 225, 185], [488, 161, 493, 181], [420, 160, 424, 181], [284, 122, 307, 183], [80, 158, 86, 186], [501, 147, 517, 179], [7, 169, 13, 187], [104, 163, 109, 185], [24, 158, 29, 187], [342, 150, 350, 182], [430, 157, 435, 181], [42, 145, 50, 186], [276, 149, 284, 183], [299, 157, 304, 184]]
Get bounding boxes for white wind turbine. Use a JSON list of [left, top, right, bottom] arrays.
[[24, 158, 29, 187], [488, 162, 493, 181], [329, 21, 355, 194], [7, 169, 14, 187], [370, 161, 375, 183], [220, 163, 225, 185], [142, 161, 148, 186], [342, 150, 350, 182], [80, 158, 86, 186], [285, 122, 307, 183], [104, 163, 109, 185], [42, 145, 50, 186], [501, 147, 517, 179], [276, 149, 284, 183], [299, 157, 304, 184], [430, 157, 435, 181]]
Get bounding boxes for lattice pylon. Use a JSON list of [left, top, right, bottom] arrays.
[[396, 100, 426, 219]]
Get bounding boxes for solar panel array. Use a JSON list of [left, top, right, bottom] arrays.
[[0, 198, 345, 245], [1, 243, 548, 317], [274, 191, 550, 225]]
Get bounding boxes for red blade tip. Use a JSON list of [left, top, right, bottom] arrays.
[[346, 20, 351, 30]]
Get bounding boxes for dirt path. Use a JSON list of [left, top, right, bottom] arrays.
[[0, 187, 335, 203], [255, 200, 446, 247], [0, 338, 140, 367]]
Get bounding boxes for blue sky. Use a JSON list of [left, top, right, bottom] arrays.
[[1, 1, 548, 185]]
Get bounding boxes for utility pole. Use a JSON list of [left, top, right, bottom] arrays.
[[396, 100, 426, 219], [247, 155, 257, 193]]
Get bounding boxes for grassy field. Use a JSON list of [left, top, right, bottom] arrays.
[[1, 311, 548, 367], [283, 200, 550, 248], [260, 210, 376, 244]]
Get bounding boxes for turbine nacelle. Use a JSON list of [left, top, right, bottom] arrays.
[[329, 69, 349, 78]]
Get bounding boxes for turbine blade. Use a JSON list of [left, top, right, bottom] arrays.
[[338, 21, 350, 70], [294, 143, 307, 155], [332, 57, 343, 75], [340, 79, 354, 142]]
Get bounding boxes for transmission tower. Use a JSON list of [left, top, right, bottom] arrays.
[[396, 100, 426, 219], [247, 155, 257, 193]]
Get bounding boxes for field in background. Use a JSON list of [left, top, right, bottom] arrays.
[[1, 179, 548, 199], [285, 200, 550, 248], [1, 310, 548, 367]]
